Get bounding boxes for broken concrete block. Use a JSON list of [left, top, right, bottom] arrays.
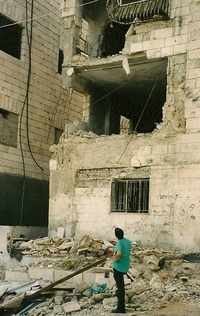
[[5, 270, 30, 282], [0, 293, 25, 310], [57, 227, 65, 238], [103, 297, 117, 310], [90, 293, 105, 303], [149, 274, 163, 290], [28, 267, 54, 282], [54, 295, 64, 305], [144, 255, 160, 271], [62, 301, 81, 313], [54, 269, 83, 288], [53, 304, 64, 314], [58, 240, 73, 250]]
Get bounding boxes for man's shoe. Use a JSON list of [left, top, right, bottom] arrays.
[[111, 309, 126, 314]]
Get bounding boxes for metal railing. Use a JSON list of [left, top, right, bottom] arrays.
[[106, 0, 170, 24]]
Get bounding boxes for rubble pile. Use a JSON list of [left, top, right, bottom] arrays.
[[16, 235, 108, 269], [4, 237, 200, 315]]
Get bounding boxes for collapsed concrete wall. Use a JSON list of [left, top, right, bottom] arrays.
[[49, 0, 200, 251]]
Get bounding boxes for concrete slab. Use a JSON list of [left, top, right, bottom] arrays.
[[28, 267, 54, 282], [5, 270, 30, 282]]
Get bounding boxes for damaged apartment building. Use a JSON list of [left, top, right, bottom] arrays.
[[0, 0, 88, 250], [49, 0, 200, 251]]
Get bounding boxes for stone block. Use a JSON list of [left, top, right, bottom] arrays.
[[5, 270, 30, 282], [28, 267, 54, 282], [54, 269, 83, 288], [62, 301, 81, 313]]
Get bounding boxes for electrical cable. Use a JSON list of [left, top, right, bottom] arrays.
[[116, 80, 158, 163], [19, 0, 47, 225], [0, 0, 101, 30], [19, 0, 34, 225], [25, 0, 44, 172]]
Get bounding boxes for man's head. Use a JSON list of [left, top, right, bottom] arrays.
[[115, 227, 124, 240]]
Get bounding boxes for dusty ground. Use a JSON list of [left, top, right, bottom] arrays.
[[72, 303, 200, 316], [3, 236, 200, 315]]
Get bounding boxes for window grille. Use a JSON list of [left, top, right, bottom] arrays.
[[111, 178, 149, 213]]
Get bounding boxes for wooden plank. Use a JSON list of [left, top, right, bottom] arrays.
[[25, 257, 106, 300]]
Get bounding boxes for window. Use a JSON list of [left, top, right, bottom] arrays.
[[58, 49, 64, 74], [54, 127, 63, 144], [0, 108, 18, 147], [111, 178, 149, 213], [0, 14, 22, 59], [119, 0, 140, 5]]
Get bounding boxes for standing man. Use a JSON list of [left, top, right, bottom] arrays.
[[112, 227, 132, 314]]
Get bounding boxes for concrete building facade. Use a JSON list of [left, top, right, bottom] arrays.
[[0, 0, 87, 233], [49, 0, 200, 251]]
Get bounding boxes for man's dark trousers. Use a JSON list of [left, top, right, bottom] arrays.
[[113, 268, 125, 312]]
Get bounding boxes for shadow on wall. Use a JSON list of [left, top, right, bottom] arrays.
[[0, 173, 49, 226]]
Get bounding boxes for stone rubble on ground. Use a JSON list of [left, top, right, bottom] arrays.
[[3, 236, 200, 315]]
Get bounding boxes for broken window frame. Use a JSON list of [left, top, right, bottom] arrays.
[[111, 178, 149, 213]]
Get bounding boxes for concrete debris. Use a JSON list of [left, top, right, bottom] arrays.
[[13, 235, 107, 271], [3, 237, 200, 315], [0, 293, 25, 310], [62, 301, 81, 313], [64, 121, 97, 138]]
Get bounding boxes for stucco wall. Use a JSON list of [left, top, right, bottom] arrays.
[[49, 0, 200, 251]]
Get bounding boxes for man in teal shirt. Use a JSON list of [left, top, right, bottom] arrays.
[[112, 227, 131, 313]]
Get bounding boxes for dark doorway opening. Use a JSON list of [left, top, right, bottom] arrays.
[[100, 22, 130, 57]]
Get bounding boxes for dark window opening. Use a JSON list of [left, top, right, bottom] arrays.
[[119, 0, 142, 5], [100, 22, 130, 57], [111, 178, 149, 213], [0, 14, 22, 59], [58, 49, 64, 74], [0, 108, 18, 147], [54, 127, 63, 144]]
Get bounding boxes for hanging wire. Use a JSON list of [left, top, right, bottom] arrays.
[[117, 80, 158, 163], [0, 0, 102, 30]]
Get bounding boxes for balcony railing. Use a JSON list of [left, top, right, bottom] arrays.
[[106, 0, 170, 24]]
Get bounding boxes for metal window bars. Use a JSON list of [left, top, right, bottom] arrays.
[[111, 178, 149, 213]]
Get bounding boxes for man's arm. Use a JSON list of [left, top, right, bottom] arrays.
[[112, 250, 122, 261]]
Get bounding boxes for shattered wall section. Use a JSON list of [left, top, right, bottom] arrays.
[[162, 54, 186, 133], [49, 0, 200, 251]]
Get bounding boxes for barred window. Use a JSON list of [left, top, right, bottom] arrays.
[[111, 178, 149, 213]]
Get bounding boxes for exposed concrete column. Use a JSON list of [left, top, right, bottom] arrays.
[[61, 0, 82, 87], [62, 17, 82, 64]]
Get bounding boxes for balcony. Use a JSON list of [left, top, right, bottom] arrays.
[[106, 0, 170, 24]]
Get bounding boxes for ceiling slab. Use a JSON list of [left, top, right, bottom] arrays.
[[73, 54, 168, 90]]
